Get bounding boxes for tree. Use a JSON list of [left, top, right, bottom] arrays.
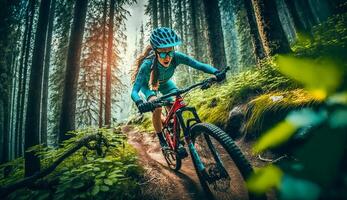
[[24, 0, 52, 176], [59, 0, 88, 142], [41, 0, 56, 146], [244, 0, 265, 61], [99, 0, 108, 128], [189, 0, 200, 60], [49, 0, 74, 146], [201, 0, 227, 69], [251, 0, 291, 56], [105, 0, 115, 127]]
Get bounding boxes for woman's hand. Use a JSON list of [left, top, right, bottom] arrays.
[[213, 70, 226, 82], [135, 100, 155, 113]]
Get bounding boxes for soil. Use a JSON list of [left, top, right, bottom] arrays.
[[122, 125, 277, 200]]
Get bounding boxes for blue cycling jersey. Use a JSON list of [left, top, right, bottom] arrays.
[[131, 51, 218, 102]]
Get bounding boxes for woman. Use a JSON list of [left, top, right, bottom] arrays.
[[131, 27, 226, 148]]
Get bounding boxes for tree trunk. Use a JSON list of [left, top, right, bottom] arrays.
[[293, 0, 316, 30], [0, 99, 4, 163], [189, 0, 200, 60], [244, 0, 265, 61], [151, 0, 158, 28], [158, 0, 165, 26], [15, 0, 35, 158], [252, 0, 291, 56], [202, 0, 226, 69], [284, 0, 309, 34], [14, 0, 30, 157], [99, 0, 107, 128], [41, 0, 56, 146], [2, 95, 10, 162], [275, 0, 297, 44], [164, 0, 169, 27], [59, 0, 88, 142], [24, 0, 52, 177], [104, 0, 115, 127]]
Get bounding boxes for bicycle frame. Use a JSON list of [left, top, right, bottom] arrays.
[[162, 95, 200, 148], [162, 95, 212, 174]]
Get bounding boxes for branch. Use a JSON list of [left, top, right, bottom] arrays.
[[0, 133, 109, 197]]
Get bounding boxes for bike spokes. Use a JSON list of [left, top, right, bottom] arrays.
[[193, 131, 249, 200]]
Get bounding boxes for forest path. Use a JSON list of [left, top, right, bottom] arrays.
[[122, 125, 277, 200], [123, 125, 208, 200]]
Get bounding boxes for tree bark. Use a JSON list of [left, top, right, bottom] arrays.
[[99, 0, 107, 128], [244, 0, 265, 61], [41, 0, 56, 146], [104, 0, 115, 127], [15, 0, 35, 158], [284, 0, 308, 34], [164, 0, 170, 27], [59, 0, 88, 142], [151, 0, 158, 28], [202, 0, 226, 69], [24, 0, 52, 177], [252, 0, 291, 56], [189, 0, 200, 60], [158, 0, 165, 26]]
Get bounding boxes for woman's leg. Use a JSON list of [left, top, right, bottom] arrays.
[[148, 96, 162, 133]]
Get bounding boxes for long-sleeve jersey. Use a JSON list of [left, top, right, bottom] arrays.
[[131, 51, 218, 102]]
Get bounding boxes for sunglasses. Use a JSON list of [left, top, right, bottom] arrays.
[[156, 50, 174, 59]]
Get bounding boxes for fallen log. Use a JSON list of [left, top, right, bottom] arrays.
[[0, 133, 109, 197]]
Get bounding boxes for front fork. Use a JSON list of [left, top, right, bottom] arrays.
[[176, 107, 229, 183]]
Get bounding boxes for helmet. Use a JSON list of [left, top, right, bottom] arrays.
[[150, 27, 182, 49]]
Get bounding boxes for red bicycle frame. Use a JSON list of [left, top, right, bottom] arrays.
[[162, 95, 201, 150]]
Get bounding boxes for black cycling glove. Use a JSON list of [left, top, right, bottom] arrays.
[[214, 70, 226, 82], [135, 100, 155, 113]]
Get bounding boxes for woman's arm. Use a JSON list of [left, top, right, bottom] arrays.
[[131, 60, 151, 102], [174, 51, 218, 74]]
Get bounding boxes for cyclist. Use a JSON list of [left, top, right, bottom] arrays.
[[131, 27, 226, 149]]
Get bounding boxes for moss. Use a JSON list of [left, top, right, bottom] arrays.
[[243, 89, 322, 138], [185, 60, 295, 126]]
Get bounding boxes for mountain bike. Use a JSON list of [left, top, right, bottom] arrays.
[[148, 67, 265, 200]]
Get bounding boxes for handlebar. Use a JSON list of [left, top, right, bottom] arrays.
[[151, 67, 230, 106]]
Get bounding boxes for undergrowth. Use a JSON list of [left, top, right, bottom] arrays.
[[0, 127, 143, 200]]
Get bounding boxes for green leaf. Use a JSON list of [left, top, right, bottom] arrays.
[[91, 185, 100, 196], [104, 179, 113, 186], [329, 109, 347, 128], [247, 165, 283, 194], [253, 121, 297, 153], [100, 185, 109, 192], [36, 192, 50, 200], [275, 55, 343, 98], [286, 108, 327, 128], [280, 175, 321, 200], [72, 181, 84, 189]]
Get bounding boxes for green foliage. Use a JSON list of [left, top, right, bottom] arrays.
[[185, 59, 295, 126], [248, 13, 347, 199], [0, 127, 143, 200]]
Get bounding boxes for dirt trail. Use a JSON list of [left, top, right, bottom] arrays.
[[123, 125, 207, 200], [122, 125, 275, 200]]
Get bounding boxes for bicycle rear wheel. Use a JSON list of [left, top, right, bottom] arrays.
[[162, 125, 182, 171], [189, 123, 265, 200]]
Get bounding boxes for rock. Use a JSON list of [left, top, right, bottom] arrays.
[[208, 98, 218, 108], [225, 105, 246, 140]]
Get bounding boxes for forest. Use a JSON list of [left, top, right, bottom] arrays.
[[0, 0, 347, 199]]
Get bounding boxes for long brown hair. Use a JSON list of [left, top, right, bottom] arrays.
[[131, 45, 159, 90]]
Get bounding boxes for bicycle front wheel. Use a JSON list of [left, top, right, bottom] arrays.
[[189, 123, 264, 200]]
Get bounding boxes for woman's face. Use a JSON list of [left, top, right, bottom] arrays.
[[156, 47, 174, 67]]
